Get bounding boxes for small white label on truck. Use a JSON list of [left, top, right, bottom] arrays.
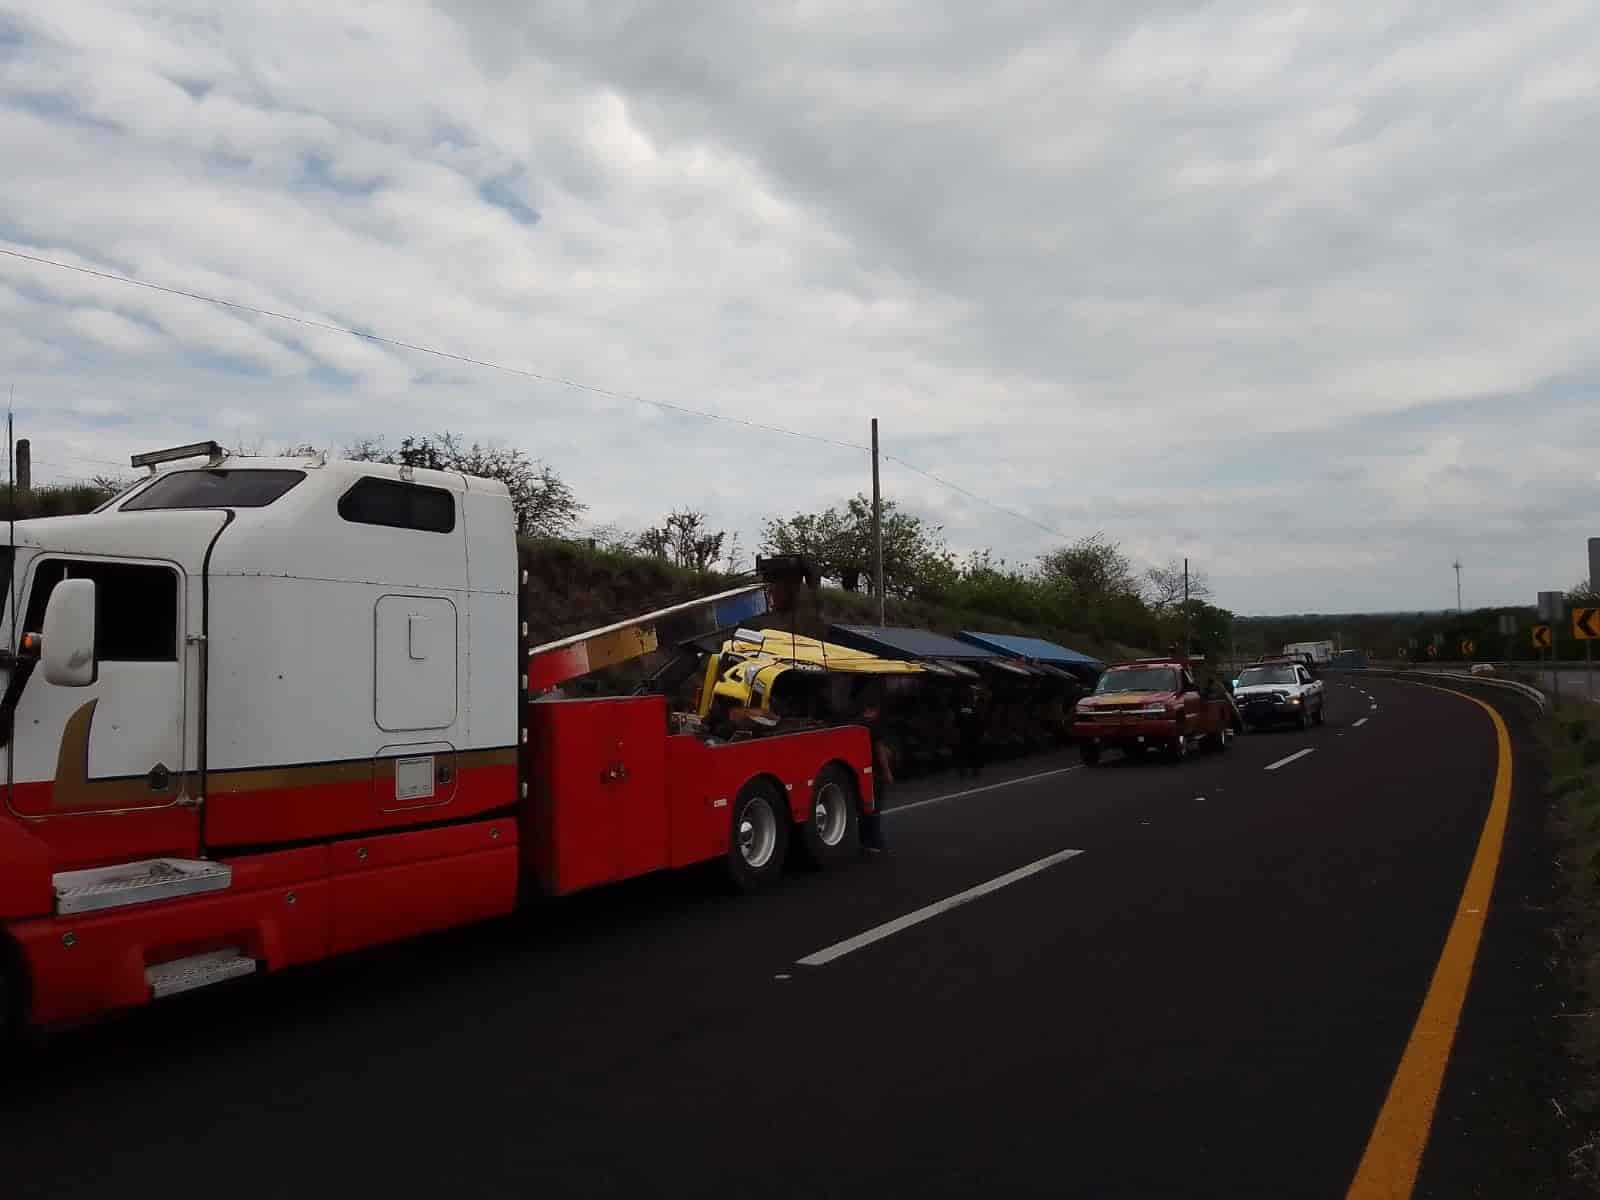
[[394, 755, 436, 802]]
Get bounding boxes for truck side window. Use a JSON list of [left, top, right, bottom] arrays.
[[337, 477, 455, 533], [23, 560, 179, 662]]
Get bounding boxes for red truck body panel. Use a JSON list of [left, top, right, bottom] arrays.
[[203, 751, 519, 851], [12, 694, 873, 1029], [13, 821, 520, 1027], [7, 781, 202, 876], [525, 695, 873, 893]]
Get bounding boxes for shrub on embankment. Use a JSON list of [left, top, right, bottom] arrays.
[[518, 536, 1147, 665], [1549, 702, 1600, 1187]]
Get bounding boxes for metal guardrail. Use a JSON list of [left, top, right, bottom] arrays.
[[1356, 667, 1549, 715]]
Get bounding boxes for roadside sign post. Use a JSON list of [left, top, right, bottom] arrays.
[[1538, 592, 1565, 702], [1533, 623, 1555, 702], [1497, 613, 1517, 666], [1574, 605, 1599, 701]]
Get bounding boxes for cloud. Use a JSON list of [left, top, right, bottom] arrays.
[[1, 0, 1596, 614]]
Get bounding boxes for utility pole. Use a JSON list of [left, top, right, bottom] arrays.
[[14, 437, 28, 494], [1182, 557, 1190, 659], [1453, 558, 1462, 614], [871, 418, 884, 627]]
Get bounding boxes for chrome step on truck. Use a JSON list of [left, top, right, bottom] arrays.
[[145, 950, 256, 999], [52, 859, 232, 916]]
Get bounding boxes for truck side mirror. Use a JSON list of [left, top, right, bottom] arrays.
[[40, 578, 98, 687]]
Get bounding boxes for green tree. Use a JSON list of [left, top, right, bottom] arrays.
[[761, 494, 953, 599], [637, 509, 727, 572]]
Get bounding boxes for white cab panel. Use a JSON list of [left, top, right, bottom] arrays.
[[375, 595, 458, 732]]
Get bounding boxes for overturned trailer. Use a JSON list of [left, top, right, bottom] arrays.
[[826, 624, 1088, 765]]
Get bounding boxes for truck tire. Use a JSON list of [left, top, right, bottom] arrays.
[[1313, 699, 1326, 727], [797, 764, 859, 869], [1168, 736, 1189, 765], [1080, 744, 1101, 767], [725, 778, 790, 892], [0, 942, 26, 1062], [1298, 708, 1313, 732]]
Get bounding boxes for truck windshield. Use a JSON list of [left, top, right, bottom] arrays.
[[1094, 667, 1177, 694], [122, 469, 305, 510], [1239, 667, 1297, 686]]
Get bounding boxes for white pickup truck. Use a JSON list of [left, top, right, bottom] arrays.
[[1231, 662, 1326, 731]]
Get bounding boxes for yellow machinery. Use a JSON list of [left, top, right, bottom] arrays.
[[695, 628, 924, 728]]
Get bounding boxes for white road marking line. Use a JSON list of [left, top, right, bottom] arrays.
[[1353, 717, 1369, 728], [887, 765, 1082, 816], [1370, 704, 1378, 711], [1265, 748, 1317, 771], [797, 848, 1085, 967]]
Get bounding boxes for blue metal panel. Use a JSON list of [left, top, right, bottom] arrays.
[[828, 624, 998, 661], [958, 630, 1105, 669], [711, 590, 768, 629]]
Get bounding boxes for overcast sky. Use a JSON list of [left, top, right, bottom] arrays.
[[2, 2, 1596, 615]]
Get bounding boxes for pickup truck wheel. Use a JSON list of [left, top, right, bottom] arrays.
[[724, 779, 790, 892], [1168, 736, 1189, 765], [1298, 708, 1313, 731], [797, 765, 858, 869], [1080, 744, 1101, 767], [1313, 700, 1326, 727]]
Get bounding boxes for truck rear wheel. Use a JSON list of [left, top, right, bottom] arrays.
[[0, 944, 25, 1061], [797, 765, 858, 868], [1080, 744, 1101, 767], [725, 779, 790, 892]]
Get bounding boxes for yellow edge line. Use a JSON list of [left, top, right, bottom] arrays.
[[1345, 683, 1515, 1199]]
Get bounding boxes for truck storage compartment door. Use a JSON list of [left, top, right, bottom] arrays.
[[375, 741, 459, 814], [525, 696, 668, 894], [374, 595, 457, 732]]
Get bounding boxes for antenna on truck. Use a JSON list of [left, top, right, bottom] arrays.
[[7, 390, 15, 629], [6, 393, 15, 820]]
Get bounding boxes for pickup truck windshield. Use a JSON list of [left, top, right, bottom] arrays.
[[122, 469, 305, 510], [1094, 667, 1177, 694], [1239, 667, 1298, 685]]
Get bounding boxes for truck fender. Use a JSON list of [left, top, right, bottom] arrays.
[[812, 758, 863, 816]]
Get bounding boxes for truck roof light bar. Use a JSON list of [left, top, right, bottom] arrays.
[[130, 440, 227, 473]]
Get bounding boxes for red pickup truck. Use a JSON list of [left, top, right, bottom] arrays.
[[1071, 658, 1241, 766]]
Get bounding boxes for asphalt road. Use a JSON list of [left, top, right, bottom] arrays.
[[0, 676, 1568, 1198]]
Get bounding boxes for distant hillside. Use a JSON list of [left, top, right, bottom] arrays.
[[1235, 606, 1548, 661]]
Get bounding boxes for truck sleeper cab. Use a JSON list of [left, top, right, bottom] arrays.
[[0, 448, 873, 1038]]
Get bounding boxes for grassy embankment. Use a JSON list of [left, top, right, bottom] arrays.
[[519, 537, 1146, 663], [0, 482, 119, 520], [1550, 699, 1600, 1187]]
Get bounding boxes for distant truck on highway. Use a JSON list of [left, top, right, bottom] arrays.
[[1282, 640, 1334, 669], [0, 443, 875, 1042], [1071, 657, 1241, 766]]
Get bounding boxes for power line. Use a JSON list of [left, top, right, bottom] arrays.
[[882, 453, 1071, 540], [0, 246, 865, 454], [0, 245, 1071, 543]]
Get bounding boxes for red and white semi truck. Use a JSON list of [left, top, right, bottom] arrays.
[[0, 443, 873, 1039]]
